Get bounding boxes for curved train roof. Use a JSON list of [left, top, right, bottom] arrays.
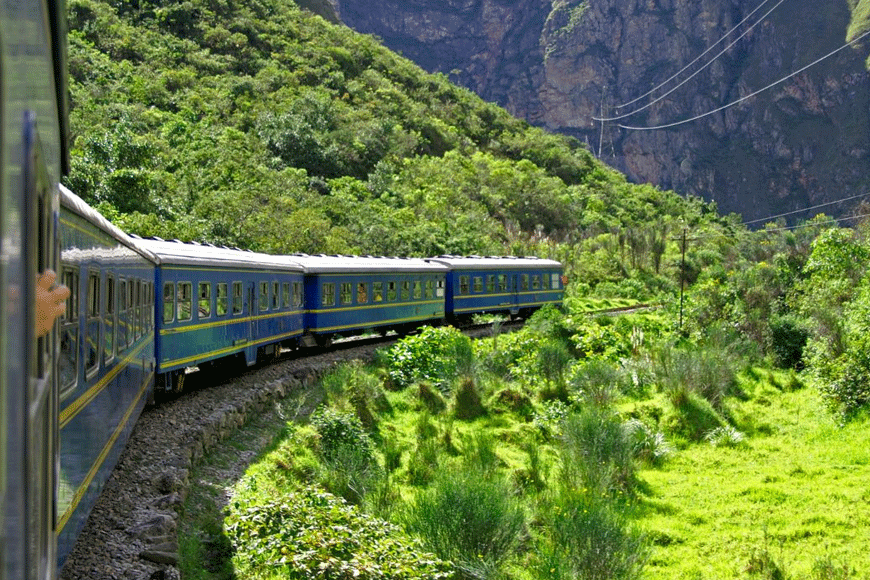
[[60, 185, 158, 263], [425, 255, 563, 270], [130, 237, 303, 272], [286, 254, 448, 274]]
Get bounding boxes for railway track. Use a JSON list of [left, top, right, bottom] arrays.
[[59, 320, 521, 580]]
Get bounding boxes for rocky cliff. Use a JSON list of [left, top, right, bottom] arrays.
[[313, 0, 870, 223]]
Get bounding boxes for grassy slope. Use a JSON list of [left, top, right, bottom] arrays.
[[639, 380, 870, 579]]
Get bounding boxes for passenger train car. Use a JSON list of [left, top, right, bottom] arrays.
[[0, 0, 69, 579]]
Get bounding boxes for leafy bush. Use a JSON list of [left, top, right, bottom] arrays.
[[535, 489, 648, 580], [311, 407, 375, 463], [388, 327, 473, 391], [403, 469, 525, 579], [453, 377, 486, 420], [768, 315, 808, 370], [624, 419, 672, 466], [654, 345, 740, 411], [226, 487, 454, 580]]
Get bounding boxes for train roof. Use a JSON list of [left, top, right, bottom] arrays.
[[60, 185, 158, 263], [285, 254, 448, 274], [130, 237, 304, 272], [425, 255, 563, 270]]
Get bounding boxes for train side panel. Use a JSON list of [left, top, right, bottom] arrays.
[[56, 196, 156, 567]]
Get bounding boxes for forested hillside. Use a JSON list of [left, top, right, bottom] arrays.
[[65, 0, 718, 267]]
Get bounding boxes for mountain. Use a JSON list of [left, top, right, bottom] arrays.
[[319, 0, 870, 223]]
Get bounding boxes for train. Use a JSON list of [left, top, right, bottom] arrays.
[[1, 1, 564, 577]]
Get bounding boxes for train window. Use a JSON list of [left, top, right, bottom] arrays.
[[259, 282, 269, 312], [216, 283, 228, 316], [473, 277, 483, 293], [357, 283, 368, 304], [387, 281, 397, 301], [373, 282, 383, 302], [521, 274, 529, 291], [62, 268, 79, 322], [542, 273, 550, 289], [282, 283, 290, 308], [293, 282, 303, 308], [119, 279, 128, 350], [436, 279, 445, 298], [177, 282, 192, 321], [136, 279, 143, 339], [340, 283, 352, 305], [459, 276, 470, 295], [532, 275, 540, 290], [163, 282, 175, 324], [232, 282, 243, 314], [198, 282, 211, 319], [60, 267, 79, 392], [105, 275, 116, 365], [425, 279, 434, 299], [85, 272, 100, 376], [486, 275, 495, 293], [413, 281, 422, 300], [272, 281, 280, 310], [552, 274, 561, 289], [322, 283, 335, 307], [498, 275, 507, 292], [401, 281, 410, 301], [128, 280, 137, 340]]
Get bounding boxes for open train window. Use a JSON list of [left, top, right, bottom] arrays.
[[60, 267, 79, 392], [272, 281, 280, 310], [498, 275, 507, 292], [198, 282, 211, 319], [413, 281, 422, 300], [357, 283, 368, 304], [216, 283, 228, 316], [293, 282, 303, 308], [135, 279, 143, 339], [322, 283, 335, 307], [163, 282, 175, 324], [459, 275, 469, 295], [486, 275, 495, 293], [387, 281, 397, 301], [282, 282, 290, 308], [425, 279, 434, 299], [259, 282, 268, 312], [105, 274, 115, 365], [473, 277, 483, 293], [128, 279, 137, 340], [177, 282, 192, 321], [542, 273, 550, 289], [232, 281, 243, 314], [521, 274, 529, 291], [400, 281, 410, 301], [340, 283, 352, 305], [118, 279, 128, 350], [85, 271, 100, 377], [532, 275, 540, 290], [373, 282, 383, 302]]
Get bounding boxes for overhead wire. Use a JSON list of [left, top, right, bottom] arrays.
[[618, 27, 870, 130], [742, 191, 870, 225], [613, 0, 777, 110], [594, 0, 787, 122]]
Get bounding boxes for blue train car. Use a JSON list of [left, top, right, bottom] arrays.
[[57, 186, 158, 566], [132, 238, 305, 391], [426, 256, 565, 320], [288, 255, 448, 346], [0, 0, 70, 576]]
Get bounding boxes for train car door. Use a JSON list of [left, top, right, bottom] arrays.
[[509, 272, 519, 316], [245, 282, 257, 365]]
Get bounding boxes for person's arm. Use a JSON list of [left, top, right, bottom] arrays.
[[35, 269, 70, 338]]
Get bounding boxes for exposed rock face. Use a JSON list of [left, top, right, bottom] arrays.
[[323, 0, 870, 222]]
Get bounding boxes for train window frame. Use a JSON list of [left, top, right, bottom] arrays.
[[357, 282, 368, 304], [425, 279, 434, 299], [387, 281, 397, 301], [163, 281, 175, 324], [521, 274, 529, 291], [232, 281, 243, 314], [177, 282, 193, 322], [373, 282, 383, 302], [459, 275, 470, 295], [473, 276, 483, 293], [486, 275, 495, 293], [105, 274, 116, 365], [400, 280, 410, 301], [60, 266, 79, 393], [436, 279, 445, 298], [136, 279, 143, 339], [259, 282, 269, 312], [272, 281, 280, 310], [293, 282, 303, 308], [128, 279, 137, 340], [498, 274, 507, 292], [322, 283, 335, 307], [118, 278, 128, 351], [282, 282, 290, 309], [85, 270, 101, 378], [532, 275, 540, 290], [542, 273, 550, 289], [340, 282, 353, 305], [216, 283, 228, 316], [198, 282, 211, 319], [413, 280, 422, 300], [552, 273, 561, 289]]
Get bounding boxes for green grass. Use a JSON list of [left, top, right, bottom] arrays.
[[637, 385, 870, 579]]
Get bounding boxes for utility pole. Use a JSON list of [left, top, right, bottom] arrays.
[[598, 89, 606, 159]]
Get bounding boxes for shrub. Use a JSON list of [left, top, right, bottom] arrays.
[[403, 469, 525, 579], [569, 359, 622, 408], [664, 387, 725, 442], [654, 345, 740, 410], [387, 326, 473, 391], [624, 419, 672, 466], [226, 487, 454, 580], [453, 376, 486, 420], [417, 381, 448, 414], [318, 442, 385, 505], [768, 315, 808, 370], [311, 407, 375, 463], [491, 388, 535, 421], [535, 489, 648, 580], [705, 425, 746, 448]]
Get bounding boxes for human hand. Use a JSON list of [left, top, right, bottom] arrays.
[[35, 269, 71, 338]]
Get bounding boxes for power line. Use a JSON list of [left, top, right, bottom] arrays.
[[614, 0, 778, 110], [743, 191, 870, 225], [618, 27, 870, 131], [595, 0, 787, 122]]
